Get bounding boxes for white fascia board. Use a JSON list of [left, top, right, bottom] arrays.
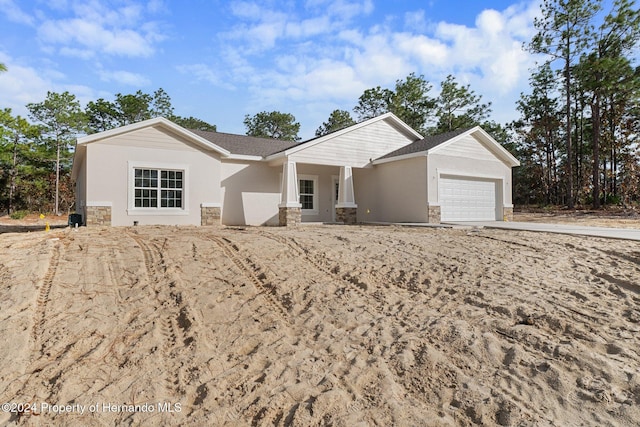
[[225, 154, 264, 161], [76, 117, 231, 157], [265, 112, 422, 162], [372, 151, 428, 165]]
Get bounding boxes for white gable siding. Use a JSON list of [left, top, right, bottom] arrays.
[[289, 120, 416, 168], [436, 134, 500, 162], [94, 126, 201, 152]]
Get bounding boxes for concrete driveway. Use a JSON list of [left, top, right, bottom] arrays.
[[446, 221, 640, 241]]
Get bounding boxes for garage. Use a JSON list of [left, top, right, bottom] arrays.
[[439, 176, 499, 222], [368, 126, 520, 224]]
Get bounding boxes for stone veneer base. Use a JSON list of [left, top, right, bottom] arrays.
[[201, 206, 221, 226], [427, 205, 441, 224], [336, 207, 357, 225], [279, 207, 301, 226], [503, 206, 514, 222], [86, 205, 112, 226]]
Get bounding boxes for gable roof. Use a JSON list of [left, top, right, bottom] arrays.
[[373, 126, 520, 167], [188, 129, 299, 157], [75, 116, 231, 156], [265, 112, 423, 161], [376, 127, 472, 160]]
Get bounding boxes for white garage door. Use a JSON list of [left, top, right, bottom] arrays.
[[440, 176, 498, 221]]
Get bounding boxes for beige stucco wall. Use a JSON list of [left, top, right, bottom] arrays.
[[221, 161, 281, 226], [372, 156, 428, 223], [85, 127, 222, 226], [352, 168, 377, 223]]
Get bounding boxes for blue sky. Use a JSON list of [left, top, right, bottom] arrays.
[[0, 0, 544, 139]]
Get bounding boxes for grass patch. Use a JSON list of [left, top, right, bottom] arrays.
[[9, 210, 28, 220]]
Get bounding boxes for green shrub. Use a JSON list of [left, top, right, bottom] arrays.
[[604, 194, 621, 205], [9, 210, 28, 220]]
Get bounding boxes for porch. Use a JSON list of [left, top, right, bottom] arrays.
[[277, 161, 358, 226]]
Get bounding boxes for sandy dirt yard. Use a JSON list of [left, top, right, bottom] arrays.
[[0, 224, 639, 426]]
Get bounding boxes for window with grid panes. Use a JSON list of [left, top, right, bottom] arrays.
[[299, 179, 314, 210], [134, 168, 183, 208]]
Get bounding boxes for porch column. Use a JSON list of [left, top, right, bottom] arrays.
[[278, 160, 302, 226], [335, 166, 357, 224]]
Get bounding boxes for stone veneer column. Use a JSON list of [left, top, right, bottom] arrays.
[[427, 204, 441, 224], [85, 203, 112, 226], [336, 207, 357, 225], [503, 206, 514, 222], [335, 166, 358, 225], [201, 203, 221, 225], [279, 207, 301, 226], [278, 160, 302, 226]]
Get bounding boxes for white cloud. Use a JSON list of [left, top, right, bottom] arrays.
[[224, 0, 375, 53], [0, 67, 49, 115], [38, 18, 157, 58], [404, 10, 426, 32], [58, 46, 95, 59], [34, 1, 165, 58], [0, 0, 35, 25], [146, 0, 168, 14], [213, 0, 542, 136], [230, 1, 263, 20], [0, 52, 97, 116], [394, 33, 449, 68], [285, 16, 332, 38], [326, 0, 374, 20], [98, 70, 151, 87], [176, 64, 236, 90]]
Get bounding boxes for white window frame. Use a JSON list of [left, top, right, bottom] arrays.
[[127, 161, 189, 216], [298, 174, 318, 215]]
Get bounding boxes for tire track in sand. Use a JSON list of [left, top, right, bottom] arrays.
[[255, 229, 420, 328], [206, 234, 293, 325], [126, 230, 209, 413], [31, 241, 61, 354], [126, 232, 189, 398]]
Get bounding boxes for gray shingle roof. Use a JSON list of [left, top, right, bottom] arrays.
[[376, 127, 472, 161], [189, 129, 301, 157]]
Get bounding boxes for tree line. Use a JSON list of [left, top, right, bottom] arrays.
[[0, 88, 216, 216], [244, 73, 493, 141], [514, 0, 640, 208], [0, 0, 638, 214]]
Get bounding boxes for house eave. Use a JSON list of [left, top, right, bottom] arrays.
[[225, 154, 264, 162], [372, 151, 428, 165]]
